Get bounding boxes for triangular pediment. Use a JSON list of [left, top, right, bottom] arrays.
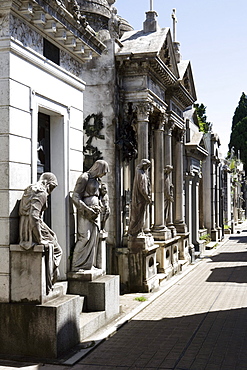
[[199, 135, 208, 152], [157, 30, 179, 79], [178, 61, 197, 101]]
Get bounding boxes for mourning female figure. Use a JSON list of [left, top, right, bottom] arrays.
[[128, 159, 152, 236], [19, 172, 62, 294], [71, 160, 109, 271], [164, 165, 174, 224]]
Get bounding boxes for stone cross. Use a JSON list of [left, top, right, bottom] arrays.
[[150, 0, 153, 11], [172, 8, 177, 41]]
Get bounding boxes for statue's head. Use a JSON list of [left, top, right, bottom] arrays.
[[164, 165, 173, 174], [39, 172, 58, 194], [88, 160, 109, 179], [139, 159, 151, 171], [100, 183, 108, 196]]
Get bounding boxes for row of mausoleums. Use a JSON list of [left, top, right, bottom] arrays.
[[0, 0, 246, 359]]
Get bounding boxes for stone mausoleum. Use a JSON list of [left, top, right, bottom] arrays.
[[0, 0, 229, 360]]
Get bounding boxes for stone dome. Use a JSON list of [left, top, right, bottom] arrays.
[[77, 0, 113, 32], [119, 16, 134, 37], [77, 0, 112, 19]]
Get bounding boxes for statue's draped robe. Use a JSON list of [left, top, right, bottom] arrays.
[[164, 172, 173, 223], [128, 166, 151, 236], [72, 173, 101, 271], [19, 184, 62, 293]]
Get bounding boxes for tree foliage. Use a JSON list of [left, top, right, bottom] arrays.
[[229, 117, 247, 170], [229, 93, 247, 170], [232, 92, 247, 129], [194, 103, 212, 133]]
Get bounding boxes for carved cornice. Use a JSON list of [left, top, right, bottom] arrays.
[[2, 0, 106, 62], [149, 57, 177, 87], [167, 83, 195, 109]]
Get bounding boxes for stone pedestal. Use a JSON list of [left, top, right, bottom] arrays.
[[176, 232, 191, 265], [10, 244, 54, 304], [68, 272, 120, 320], [155, 236, 183, 277], [128, 235, 159, 293], [152, 227, 172, 241], [0, 295, 82, 359], [2, 245, 82, 359]]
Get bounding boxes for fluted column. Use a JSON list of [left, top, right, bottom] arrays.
[[134, 102, 152, 232], [164, 121, 175, 234], [192, 175, 200, 248], [185, 173, 194, 257], [152, 113, 166, 237], [174, 128, 187, 233], [134, 102, 152, 162], [211, 158, 217, 240]]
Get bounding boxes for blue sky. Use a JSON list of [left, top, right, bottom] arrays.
[[115, 0, 247, 157]]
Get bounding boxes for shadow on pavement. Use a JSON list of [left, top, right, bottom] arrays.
[[207, 265, 247, 283], [208, 251, 247, 263], [79, 307, 247, 369]]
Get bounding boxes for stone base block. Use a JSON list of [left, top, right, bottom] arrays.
[[152, 228, 172, 241], [128, 236, 159, 293], [0, 295, 82, 359], [143, 274, 159, 293], [156, 236, 182, 277], [68, 274, 120, 320]]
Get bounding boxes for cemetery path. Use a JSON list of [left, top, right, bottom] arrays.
[[1, 221, 247, 369]]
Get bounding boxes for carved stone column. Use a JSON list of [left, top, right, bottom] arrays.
[[174, 128, 187, 233], [211, 158, 217, 241], [134, 102, 152, 162], [164, 121, 175, 235], [192, 175, 200, 249], [215, 160, 222, 240], [134, 102, 152, 232], [185, 173, 194, 259], [152, 113, 166, 239]]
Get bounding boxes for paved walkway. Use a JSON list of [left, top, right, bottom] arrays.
[[2, 223, 247, 369]]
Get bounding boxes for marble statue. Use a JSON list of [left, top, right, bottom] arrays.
[[164, 165, 174, 224], [71, 160, 109, 271], [128, 159, 152, 236], [19, 172, 62, 294], [100, 182, 110, 232]]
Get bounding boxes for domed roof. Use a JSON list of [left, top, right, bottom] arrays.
[[77, 0, 111, 19]]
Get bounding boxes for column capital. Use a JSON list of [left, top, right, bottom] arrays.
[[153, 112, 168, 131], [133, 101, 153, 121], [174, 126, 186, 142], [164, 120, 175, 135]]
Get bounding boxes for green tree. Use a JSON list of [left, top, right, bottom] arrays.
[[231, 92, 247, 129], [194, 103, 212, 133], [229, 117, 247, 170], [229, 93, 247, 170]]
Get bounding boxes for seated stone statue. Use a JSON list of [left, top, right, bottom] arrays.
[[19, 172, 62, 294]]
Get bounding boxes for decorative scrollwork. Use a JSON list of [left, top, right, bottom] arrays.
[[83, 113, 105, 170], [116, 103, 138, 162]]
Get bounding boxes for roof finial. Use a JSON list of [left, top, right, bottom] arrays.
[[150, 0, 153, 11], [171, 8, 177, 41]]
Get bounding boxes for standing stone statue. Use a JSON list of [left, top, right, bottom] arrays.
[[19, 172, 62, 294], [71, 160, 109, 271], [164, 165, 174, 224], [128, 159, 152, 237]]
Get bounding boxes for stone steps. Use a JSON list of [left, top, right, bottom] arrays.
[[80, 311, 107, 340]]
